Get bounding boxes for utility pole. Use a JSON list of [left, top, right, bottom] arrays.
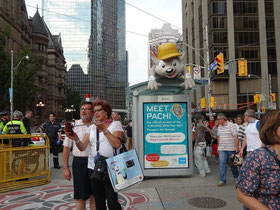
[[205, 25, 212, 119], [10, 50, 14, 120]]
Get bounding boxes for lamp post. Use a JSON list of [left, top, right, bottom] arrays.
[[36, 101, 45, 122], [71, 105, 74, 120], [10, 50, 29, 120]]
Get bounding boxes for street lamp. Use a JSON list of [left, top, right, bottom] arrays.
[[10, 50, 29, 120], [36, 101, 45, 122]]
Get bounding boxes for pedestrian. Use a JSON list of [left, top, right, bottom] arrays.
[[235, 115, 246, 158], [211, 120, 219, 164], [2, 110, 29, 147], [66, 99, 123, 210], [0, 111, 10, 133], [203, 120, 212, 159], [23, 110, 33, 134], [236, 110, 280, 210], [62, 101, 95, 210], [2, 110, 27, 135], [125, 120, 132, 150], [40, 113, 62, 169], [239, 109, 262, 158], [209, 116, 215, 129], [216, 113, 239, 187], [194, 116, 212, 177]]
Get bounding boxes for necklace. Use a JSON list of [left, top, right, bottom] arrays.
[[104, 120, 112, 123]]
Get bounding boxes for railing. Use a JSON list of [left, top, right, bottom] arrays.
[[0, 134, 51, 193]]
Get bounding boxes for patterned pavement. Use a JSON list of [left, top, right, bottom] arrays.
[[0, 184, 149, 210]]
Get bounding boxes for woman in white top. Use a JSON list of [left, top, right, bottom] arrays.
[[66, 99, 123, 210]]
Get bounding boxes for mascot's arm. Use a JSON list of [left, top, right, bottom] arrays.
[[180, 67, 195, 89], [148, 66, 162, 90]]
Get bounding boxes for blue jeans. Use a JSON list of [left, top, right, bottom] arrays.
[[219, 151, 239, 183]]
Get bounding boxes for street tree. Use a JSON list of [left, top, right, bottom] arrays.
[[13, 48, 40, 111], [0, 25, 41, 111], [64, 88, 83, 120], [0, 25, 12, 110]]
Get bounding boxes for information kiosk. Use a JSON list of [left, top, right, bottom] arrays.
[[129, 78, 194, 177]]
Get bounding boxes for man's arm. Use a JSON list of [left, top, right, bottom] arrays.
[[239, 136, 247, 157], [234, 134, 239, 153], [62, 146, 72, 181], [217, 136, 220, 147]]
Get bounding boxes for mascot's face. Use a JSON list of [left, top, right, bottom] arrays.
[[153, 53, 185, 78]]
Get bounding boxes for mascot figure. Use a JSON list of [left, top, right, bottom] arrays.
[[148, 42, 195, 90]]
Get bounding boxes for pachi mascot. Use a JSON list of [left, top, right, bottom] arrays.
[[148, 42, 195, 90]]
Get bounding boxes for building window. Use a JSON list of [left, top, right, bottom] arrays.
[[233, 2, 258, 14], [213, 32, 228, 44], [212, 2, 226, 15], [243, 17, 258, 29], [213, 17, 227, 29]]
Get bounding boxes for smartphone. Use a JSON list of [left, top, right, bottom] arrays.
[[65, 122, 73, 135]]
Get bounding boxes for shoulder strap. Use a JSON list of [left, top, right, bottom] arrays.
[[263, 147, 280, 167], [96, 128, 100, 153]]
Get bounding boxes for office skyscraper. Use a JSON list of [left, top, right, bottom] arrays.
[[88, 0, 127, 109], [43, 0, 91, 97], [182, 0, 279, 110]]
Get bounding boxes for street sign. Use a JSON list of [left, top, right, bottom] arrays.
[[208, 60, 217, 71], [193, 66, 201, 79]]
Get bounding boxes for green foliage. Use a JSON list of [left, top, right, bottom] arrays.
[[0, 25, 12, 110], [0, 25, 40, 111], [64, 88, 83, 120], [13, 48, 40, 110]]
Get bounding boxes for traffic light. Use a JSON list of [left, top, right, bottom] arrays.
[[216, 53, 224, 74], [261, 106, 266, 113], [254, 94, 261, 104], [200, 97, 206, 109], [270, 93, 276, 102], [210, 97, 216, 108], [238, 59, 248, 76]]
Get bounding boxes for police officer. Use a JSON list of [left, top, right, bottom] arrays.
[[40, 113, 62, 169], [2, 110, 27, 135], [0, 111, 10, 133], [2, 110, 29, 147]]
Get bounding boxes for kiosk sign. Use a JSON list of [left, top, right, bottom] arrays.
[[143, 102, 188, 169]]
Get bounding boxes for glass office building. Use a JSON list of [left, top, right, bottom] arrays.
[[43, 0, 91, 97], [88, 0, 127, 109]]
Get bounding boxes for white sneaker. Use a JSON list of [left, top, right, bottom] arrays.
[[217, 181, 225, 187], [200, 173, 206, 177], [206, 170, 211, 174]]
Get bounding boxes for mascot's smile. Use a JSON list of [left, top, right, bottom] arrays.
[[166, 68, 177, 78]]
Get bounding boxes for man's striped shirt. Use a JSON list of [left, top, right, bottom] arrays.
[[217, 121, 237, 151]]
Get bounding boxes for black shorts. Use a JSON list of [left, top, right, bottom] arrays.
[[72, 157, 92, 200]]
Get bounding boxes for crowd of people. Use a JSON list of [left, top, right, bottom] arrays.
[[1, 104, 279, 209], [192, 109, 280, 209], [0, 100, 133, 210]]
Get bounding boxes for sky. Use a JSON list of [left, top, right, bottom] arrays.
[[25, 0, 182, 86]]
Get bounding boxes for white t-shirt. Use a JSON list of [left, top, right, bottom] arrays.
[[86, 121, 124, 170], [245, 119, 262, 152]]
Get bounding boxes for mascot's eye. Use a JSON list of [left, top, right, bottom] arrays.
[[172, 59, 179, 67], [159, 60, 166, 68]]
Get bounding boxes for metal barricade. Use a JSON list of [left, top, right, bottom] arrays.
[[0, 134, 51, 193]]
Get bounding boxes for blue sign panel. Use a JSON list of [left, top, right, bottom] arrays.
[[143, 102, 189, 169], [208, 60, 217, 71]]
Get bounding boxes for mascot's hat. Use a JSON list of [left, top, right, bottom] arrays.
[[157, 43, 182, 60]]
